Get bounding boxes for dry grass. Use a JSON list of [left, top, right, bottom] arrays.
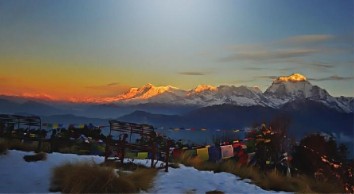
[[5, 139, 38, 152], [58, 145, 88, 155], [0, 141, 8, 155], [125, 168, 158, 191], [23, 152, 47, 162], [206, 190, 224, 194], [101, 160, 149, 171], [295, 175, 345, 193], [180, 156, 344, 193], [51, 162, 158, 193]]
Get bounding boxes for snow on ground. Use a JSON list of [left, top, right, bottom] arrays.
[[0, 150, 103, 193], [151, 165, 272, 194], [0, 150, 289, 193]]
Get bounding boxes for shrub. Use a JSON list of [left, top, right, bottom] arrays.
[[125, 168, 158, 191], [0, 140, 8, 154], [58, 145, 87, 155], [51, 162, 158, 193], [178, 156, 345, 193], [7, 139, 37, 152], [23, 152, 47, 162], [206, 190, 224, 194]]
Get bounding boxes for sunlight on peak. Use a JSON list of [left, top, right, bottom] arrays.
[[194, 85, 217, 93], [276, 73, 307, 83]]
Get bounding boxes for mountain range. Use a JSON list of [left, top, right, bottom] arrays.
[[0, 74, 354, 135], [0, 73, 352, 154], [74, 73, 353, 113], [1, 73, 353, 116]]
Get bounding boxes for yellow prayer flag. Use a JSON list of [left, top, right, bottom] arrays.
[[52, 123, 59, 129], [197, 147, 209, 161], [137, 152, 148, 159]]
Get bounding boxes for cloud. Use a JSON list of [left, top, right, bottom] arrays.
[[286, 59, 335, 70], [87, 82, 120, 89], [85, 83, 132, 97], [106, 82, 119, 86], [279, 34, 334, 45], [218, 33, 350, 65], [244, 66, 298, 71], [256, 75, 278, 80], [311, 63, 334, 69], [179, 71, 206, 76], [219, 48, 319, 62], [308, 75, 354, 82], [86, 82, 131, 92], [243, 67, 269, 70], [21, 93, 57, 100]]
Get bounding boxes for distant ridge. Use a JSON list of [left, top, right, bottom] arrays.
[[94, 73, 352, 113], [1, 74, 353, 118], [119, 100, 353, 139]]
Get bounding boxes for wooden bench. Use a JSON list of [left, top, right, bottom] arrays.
[[105, 120, 170, 172]]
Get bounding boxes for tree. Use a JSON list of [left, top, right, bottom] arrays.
[[292, 134, 353, 192]]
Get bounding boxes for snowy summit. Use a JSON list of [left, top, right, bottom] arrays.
[[274, 73, 307, 83]]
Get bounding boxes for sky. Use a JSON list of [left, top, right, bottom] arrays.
[[0, 0, 353, 100]]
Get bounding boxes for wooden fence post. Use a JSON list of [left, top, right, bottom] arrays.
[[165, 140, 171, 172], [36, 138, 42, 153]]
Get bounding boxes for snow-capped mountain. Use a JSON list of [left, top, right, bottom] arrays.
[[183, 85, 268, 107], [101, 73, 352, 113], [2, 74, 352, 113], [111, 84, 267, 107], [264, 74, 351, 112], [336, 96, 354, 111], [93, 83, 186, 104]]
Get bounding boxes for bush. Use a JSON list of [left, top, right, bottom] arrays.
[[179, 156, 345, 193], [7, 139, 37, 152], [23, 152, 47, 162], [51, 162, 158, 193], [125, 168, 158, 191], [0, 141, 8, 154], [206, 190, 224, 194], [58, 144, 90, 155]]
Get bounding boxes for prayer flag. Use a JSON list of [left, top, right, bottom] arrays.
[[184, 149, 197, 158], [208, 146, 221, 162], [52, 123, 58, 129], [197, 147, 209, 161], [137, 152, 148, 159], [172, 149, 183, 160], [221, 145, 234, 159], [125, 152, 137, 159]]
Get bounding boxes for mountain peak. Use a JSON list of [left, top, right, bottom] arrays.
[[275, 73, 307, 83], [194, 85, 217, 93]]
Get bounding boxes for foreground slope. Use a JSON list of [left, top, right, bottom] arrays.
[[0, 150, 286, 193]]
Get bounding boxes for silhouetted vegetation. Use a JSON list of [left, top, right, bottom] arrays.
[[23, 152, 47, 162], [292, 133, 353, 193], [0, 140, 7, 154]]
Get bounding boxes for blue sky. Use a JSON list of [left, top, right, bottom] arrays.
[[0, 0, 353, 99]]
